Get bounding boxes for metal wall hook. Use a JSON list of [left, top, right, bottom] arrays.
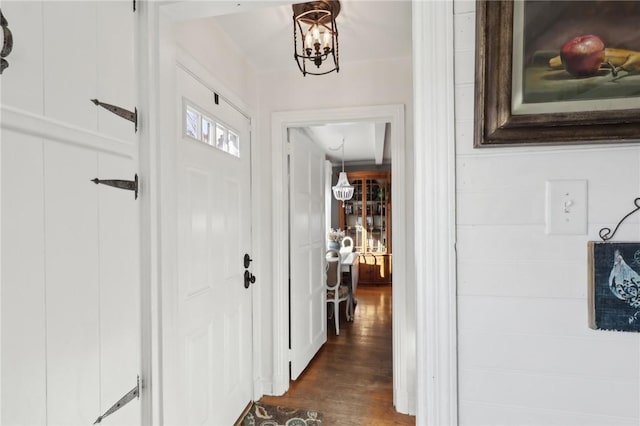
[[599, 197, 640, 241]]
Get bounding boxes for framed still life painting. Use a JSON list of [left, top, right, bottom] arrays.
[[475, 1, 640, 147], [588, 241, 640, 332]]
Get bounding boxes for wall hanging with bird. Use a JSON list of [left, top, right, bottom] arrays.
[[589, 241, 640, 332]]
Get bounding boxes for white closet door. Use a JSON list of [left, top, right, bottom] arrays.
[[289, 128, 327, 380], [1, 1, 140, 424]]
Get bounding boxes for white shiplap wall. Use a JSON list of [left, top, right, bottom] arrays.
[[454, 1, 640, 424]]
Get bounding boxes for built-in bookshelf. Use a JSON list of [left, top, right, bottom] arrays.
[[338, 171, 392, 285]]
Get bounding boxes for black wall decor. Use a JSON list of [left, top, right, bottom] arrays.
[[1, 9, 13, 74], [589, 242, 640, 332], [589, 198, 640, 332]]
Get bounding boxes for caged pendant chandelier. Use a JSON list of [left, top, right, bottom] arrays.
[[332, 139, 354, 206], [292, 0, 340, 76]]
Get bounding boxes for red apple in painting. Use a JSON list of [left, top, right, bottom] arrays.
[[560, 34, 606, 77]]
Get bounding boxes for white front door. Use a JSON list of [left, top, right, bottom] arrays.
[[289, 128, 327, 379], [162, 64, 253, 425], [1, 1, 140, 424]]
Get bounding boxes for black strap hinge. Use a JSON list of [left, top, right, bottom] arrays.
[[94, 375, 140, 424], [90, 99, 138, 132], [91, 174, 139, 200]]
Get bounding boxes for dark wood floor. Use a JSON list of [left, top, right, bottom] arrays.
[[260, 285, 415, 425]]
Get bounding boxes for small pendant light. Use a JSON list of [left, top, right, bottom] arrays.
[[332, 139, 354, 206]]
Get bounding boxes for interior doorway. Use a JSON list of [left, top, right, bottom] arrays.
[[271, 104, 412, 413], [287, 122, 393, 380]]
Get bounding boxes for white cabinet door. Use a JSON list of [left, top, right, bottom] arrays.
[[289, 128, 327, 380], [1, 2, 139, 424]]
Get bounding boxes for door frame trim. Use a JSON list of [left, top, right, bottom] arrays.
[[413, 1, 458, 425], [271, 104, 411, 412], [137, 3, 162, 423]]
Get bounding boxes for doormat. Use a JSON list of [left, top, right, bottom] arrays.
[[237, 401, 323, 426]]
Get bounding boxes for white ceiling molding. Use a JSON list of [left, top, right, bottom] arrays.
[[161, 1, 291, 23]]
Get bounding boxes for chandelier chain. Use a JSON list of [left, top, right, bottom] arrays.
[[335, 20, 339, 70]]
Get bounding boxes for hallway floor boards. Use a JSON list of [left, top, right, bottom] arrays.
[[260, 285, 415, 425]]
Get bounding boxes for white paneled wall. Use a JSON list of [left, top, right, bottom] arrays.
[[454, 1, 640, 424]]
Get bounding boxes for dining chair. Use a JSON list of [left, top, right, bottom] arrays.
[[340, 236, 354, 254], [326, 249, 351, 335]]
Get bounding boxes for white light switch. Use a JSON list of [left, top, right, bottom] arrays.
[[545, 180, 587, 235]]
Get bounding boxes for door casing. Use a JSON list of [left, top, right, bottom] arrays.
[[413, 2, 458, 425], [270, 105, 411, 412]]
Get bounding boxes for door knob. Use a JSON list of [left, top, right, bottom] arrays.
[[244, 270, 256, 289], [243, 253, 253, 268]]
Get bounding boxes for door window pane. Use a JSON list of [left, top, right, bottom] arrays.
[[202, 117, 212, 145], [215, 124, 227, 151], [184, 101, 241, 158], [228, 131, 240, 158], [185, 107, 199, 139]]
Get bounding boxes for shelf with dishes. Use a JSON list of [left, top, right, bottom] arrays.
[[337, 170, 392, 284]]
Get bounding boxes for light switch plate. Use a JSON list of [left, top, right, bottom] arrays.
[[545, 180, 588, 235]]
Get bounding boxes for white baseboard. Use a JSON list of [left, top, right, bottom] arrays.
[[395, 387, 417, 416]]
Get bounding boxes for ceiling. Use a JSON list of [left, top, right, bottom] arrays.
[[302, 121, 390, 165], [210, 0, 413, 74], [174, 0, 412, 164]]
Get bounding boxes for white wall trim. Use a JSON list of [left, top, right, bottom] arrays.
[[137, 2, 164, 424], [389, 105, 409, 414], [271, 104, 411, 413], [1, 105, 135, 158], [413, 1, 458, 425], [175, 49, 255, 123], [271, 113, 291, 395]]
